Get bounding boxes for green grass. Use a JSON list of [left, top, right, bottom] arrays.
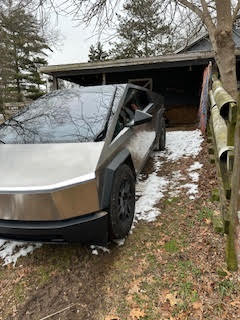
[[147, 254, 158, 264], [218, 279, 237, 297], [164, 197, 179, 205], [37, 266, 51, 285], [14, 283, 25, 303], [177, 260, 202, 279], [172, 302, 189, 317], [164, 240, 179, 253], [178, 281, 193, 299], [216, 268, 228, 278], [197, 208, 214, 221]]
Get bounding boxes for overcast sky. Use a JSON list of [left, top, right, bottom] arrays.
[[45, 0, 121, 67], [47, 13, 100, 66]]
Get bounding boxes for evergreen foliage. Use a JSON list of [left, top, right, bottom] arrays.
[[0, 2, 50, 109], [109, 0, 173, 59], [88, 42, 108, 62]]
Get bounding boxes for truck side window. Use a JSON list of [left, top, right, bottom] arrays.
[[112, 88, 150, 140]]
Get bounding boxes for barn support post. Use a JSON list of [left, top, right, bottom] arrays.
[[53, 76, 59, 90], [102, 73, 106, 85]]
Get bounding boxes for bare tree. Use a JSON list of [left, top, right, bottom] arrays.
[[175, 1, 239, 100]]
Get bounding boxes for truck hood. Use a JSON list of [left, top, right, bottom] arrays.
[[0, 142, 104, 193]]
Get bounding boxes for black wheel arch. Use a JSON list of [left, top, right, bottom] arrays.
[[100, 149, 135, 210]]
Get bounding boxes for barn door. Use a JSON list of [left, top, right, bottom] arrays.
[[128, 78, 153, 91]]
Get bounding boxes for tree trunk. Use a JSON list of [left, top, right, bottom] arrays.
[[213, 0, 239, 270], [214, 31, 238, 100], [212, 0, 238, 100]]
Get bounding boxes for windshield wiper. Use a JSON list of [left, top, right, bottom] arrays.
[[95, 130, 105, 142]]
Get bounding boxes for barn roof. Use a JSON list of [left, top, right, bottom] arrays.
[[175, 28, 240, 54], [41, 51, 217, 78]]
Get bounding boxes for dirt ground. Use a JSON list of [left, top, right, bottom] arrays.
[[1, 135, 240, 320]]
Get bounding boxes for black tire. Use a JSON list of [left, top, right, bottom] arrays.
[[155, 118, 166, 151], [109, 164, 135, 239]]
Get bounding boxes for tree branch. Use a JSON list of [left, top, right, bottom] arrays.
[[232, 0, 240, 24], [176, 0, 203, 19], [199, 0, 216, 33], [177, 0, 215, 35], [200, 0, 211, 18]]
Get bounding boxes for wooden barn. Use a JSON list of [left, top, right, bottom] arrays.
[[41, 31, 240, 127]]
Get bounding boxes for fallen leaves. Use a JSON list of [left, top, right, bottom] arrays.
[[128, 279, 141, 296], [129, 308, 145, 319], [105, 316, 120, 320], [126, 278, 142, 305], [192, 301, 203, 310], [165, 292, 182, 307], [205, 218, 211, 225], [230, 300, 240, 307]]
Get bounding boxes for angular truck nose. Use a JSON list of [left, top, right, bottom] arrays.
[[0, 142, 105, 221], [0, 178, 100, 221]]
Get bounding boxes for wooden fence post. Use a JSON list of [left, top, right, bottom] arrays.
[[210, 78, 239, 270], [227, 96, 240, 271]]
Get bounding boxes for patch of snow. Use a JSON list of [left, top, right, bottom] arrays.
[[134, 130, 204, 223], [113, 238, 125, 246], [172, 170, 185, 180], [188, 172, 199, 182], [135, 173, 169, 222], [188, 161, 203, 172], [0, 240, 41, 266], [166, 170, 185, 197], [187, 160, 203, 187], [169, 190, 181, 197], [153, 158, 163, 171], [135, 207, 161, 223], [181, 183, 199, 199], [90, 245, 110, 255], [161, 130, 203, 161], [97, 246, 110, 253]]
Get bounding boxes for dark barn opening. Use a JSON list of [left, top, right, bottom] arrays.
[[101, 66, 206, 126], [41, 53, 216, 127]]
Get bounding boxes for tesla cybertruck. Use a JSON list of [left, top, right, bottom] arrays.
[[0, 84, 165, 244]]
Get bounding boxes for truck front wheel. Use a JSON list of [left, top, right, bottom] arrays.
[[109, 164, 135, 239]]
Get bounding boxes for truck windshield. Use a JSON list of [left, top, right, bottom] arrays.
[[0, 85, 119, 144]]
